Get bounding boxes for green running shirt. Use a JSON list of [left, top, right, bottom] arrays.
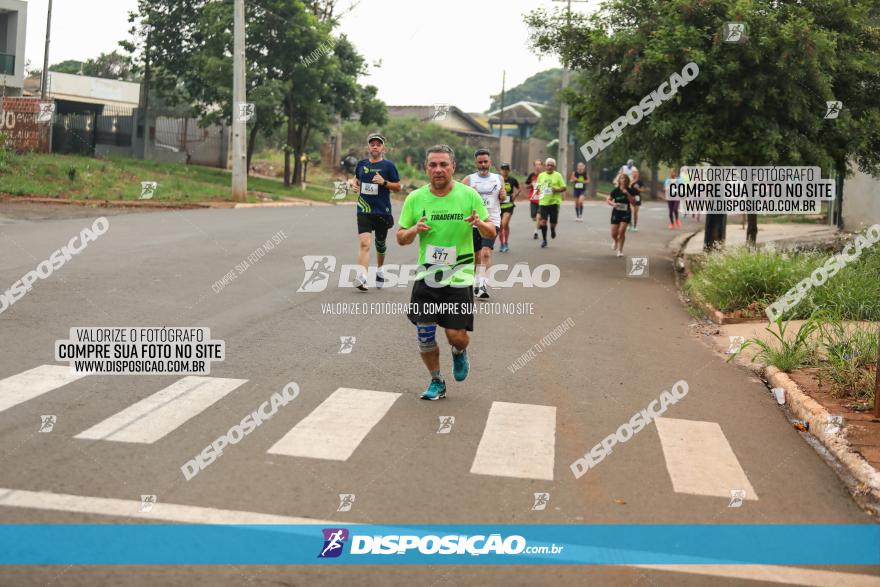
[[399, 181, 489, 286]]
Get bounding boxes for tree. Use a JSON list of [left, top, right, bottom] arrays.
[[342, 117, 479, 178], [49, 60, 85, 75], [488, 69, 563, 111], [81, 51, 135, 80], [526, 0, 880, 247], [123, 0, 384, 183], [49, 52, 135, 81]]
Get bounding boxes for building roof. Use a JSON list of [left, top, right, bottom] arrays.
[[44, 72, 141, 107], [486, 101, 545, 125], [386, 105, 491, 135]]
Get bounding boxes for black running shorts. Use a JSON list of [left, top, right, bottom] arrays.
[[406, 279, 474, 331], [539, 204, 560, 225], [357, 213, 394, 239]]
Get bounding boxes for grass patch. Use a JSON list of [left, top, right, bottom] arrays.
[[684, 245, 880, 321], [0, 152, 335, 203], [816, 316, 879, 401], [731, 316, 819, 372]]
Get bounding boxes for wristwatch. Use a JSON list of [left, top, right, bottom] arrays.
[[382, 178, 388, 187]]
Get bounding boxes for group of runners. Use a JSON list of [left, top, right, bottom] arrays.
[[344, 133, 659, 400]]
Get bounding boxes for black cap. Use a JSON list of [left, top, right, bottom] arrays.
[[500, 162, 511, 169], [367, 133, 385, 144]]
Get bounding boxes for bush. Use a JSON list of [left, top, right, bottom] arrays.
[[686, 244, 880, 320], [684, 246, 819, 313]]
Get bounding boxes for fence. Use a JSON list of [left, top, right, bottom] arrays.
[[51, 104, 135, 157]]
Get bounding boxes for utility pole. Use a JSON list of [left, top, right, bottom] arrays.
[[231, 0, 247, 201], [499, 70, 506, 137], [553, 0, 588, 176], [40, 0, 54, 100]]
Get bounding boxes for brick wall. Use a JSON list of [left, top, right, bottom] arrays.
[[0, 97, 51, 153]]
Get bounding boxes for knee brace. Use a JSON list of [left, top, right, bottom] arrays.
[[416, 323, 437, 353], [375, 237, 387, 255]]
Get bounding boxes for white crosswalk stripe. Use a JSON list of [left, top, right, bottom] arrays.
[[655, 417, 758, 500], [1, 366, 760, 488], [0, 365, 87, 414], [75, 376, 247, 444], [267, 387, 400, 461], [471, 401, 556, 481]]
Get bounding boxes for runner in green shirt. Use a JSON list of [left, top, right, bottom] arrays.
[[535, 158, 567, 248], [397, 144, 494, 400]]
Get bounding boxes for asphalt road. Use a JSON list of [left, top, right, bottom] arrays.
[[0, 199, 876, 586]]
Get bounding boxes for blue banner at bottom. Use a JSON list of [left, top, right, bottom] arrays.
[[1, 525, 878, 565]]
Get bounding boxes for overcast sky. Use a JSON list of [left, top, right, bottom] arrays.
[[22, 0, 598, 112]]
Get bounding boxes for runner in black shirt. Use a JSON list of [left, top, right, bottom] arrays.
[[629, 168, 644, 232], [607, 173, 637, 257]]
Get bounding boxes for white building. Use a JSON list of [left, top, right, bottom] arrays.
[[0, 0, 26, 96]]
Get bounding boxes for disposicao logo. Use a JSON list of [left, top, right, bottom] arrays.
[[318, 528, 349, 558]]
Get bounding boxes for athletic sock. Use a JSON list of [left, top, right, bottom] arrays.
[[451, 347, 464, 356], [430, 369, 442, 381], [540, 225, 548, 240]]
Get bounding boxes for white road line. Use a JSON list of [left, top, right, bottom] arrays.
[[5, 489, 871, 587], [74, 376, 247, 444], [632, 564, 880, 587], [267, 387, 400, 461], [0, 487, 341, 525], [471, 401, 556, 481], [655, 417, 757, 500], [0, 365, 87, 414]]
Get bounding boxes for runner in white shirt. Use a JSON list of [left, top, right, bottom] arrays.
[[462, 148, 506, 299]]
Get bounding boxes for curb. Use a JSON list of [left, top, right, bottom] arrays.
[[1, 195, 210, 210], [763, 366, 880, 515], [674, 228, 880, 515], [1, 195, 340, 210]]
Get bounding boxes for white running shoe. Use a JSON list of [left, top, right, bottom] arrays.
[[616, 250, 623, 257], [354, 274, 368, 291]]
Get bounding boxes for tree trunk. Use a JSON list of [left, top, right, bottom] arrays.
[[293, 153, 303, 185], [291, 125, 311, 185], [246, 123, 259, 173], [746, 214, 758, 248], [703, 214, 727, 251]]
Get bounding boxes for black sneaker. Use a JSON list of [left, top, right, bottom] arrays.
[[541, 240, 548, 248], [533, 232, 539, 240]]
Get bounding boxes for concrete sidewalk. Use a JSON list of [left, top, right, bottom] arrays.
[[684, 222, 840, 255]]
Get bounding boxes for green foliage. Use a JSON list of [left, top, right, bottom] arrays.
[[685, 244, 880, 320], [123, 0, 386, 183], [803, 245, 880, 320], [730, 315, 819, 372], [684, 246, 820, 312], [0, 152, 332, 203], [816, 316, 879, 401], [50, 51, 136, 80], [0, 132, 11, 173], [342, 118, 479, 178], [525, 0, 880, 187], [489, 69, 563, 111]]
